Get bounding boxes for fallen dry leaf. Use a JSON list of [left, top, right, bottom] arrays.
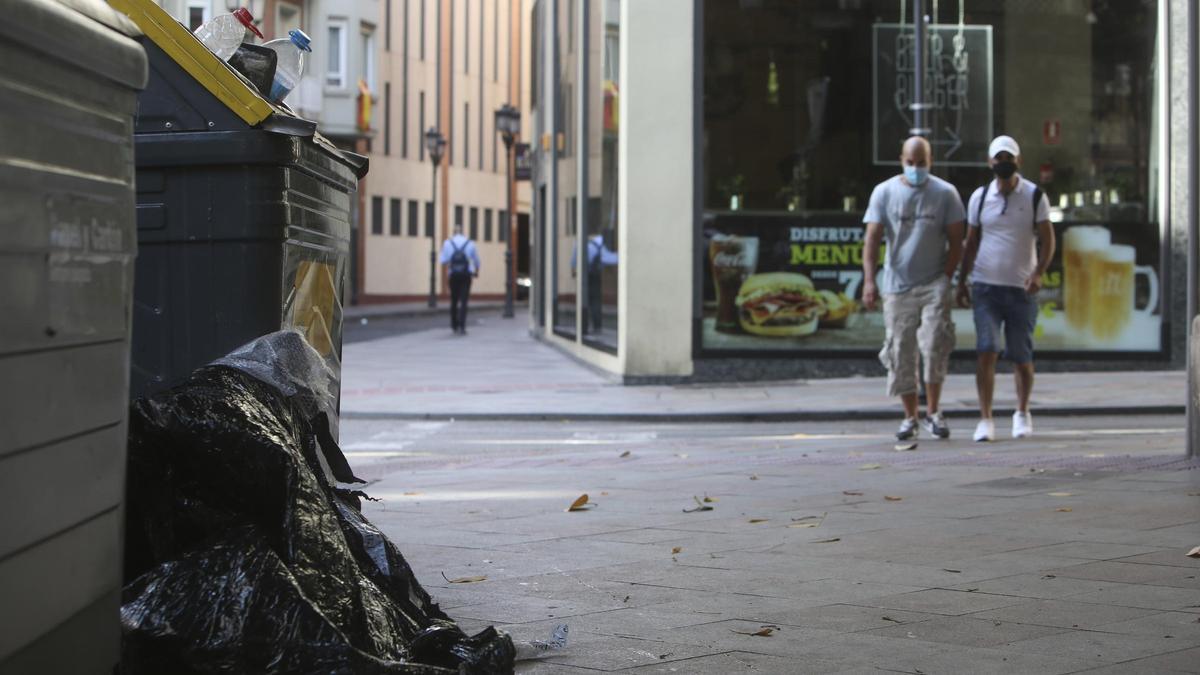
[[441, 573, 487, 584], [881, 616, 902, 623], [884, 496, 903, 502], [1187, 546, 1200, 559], [1047, 492, 1075, 497], [402, 491, 422, 496], [842, 491, 864, 496], [749, 474, 759, 480], [1188, 492, 1200, 497], [812, 537, 841, 544], [730, 627, 776, 637], [748, 518, 769, 524], [703, 495, 717, 503], [1056, 507, 1073, 513], [683, 496, 714, 513], [619, 450, 631, 458], [671, 547, 683, 555], [942, 568, 962, 573], [601, 491, 610, 496], [859, 463, 883, 471], [567, 494, 592, 512], [674, 453, 689, 459], [788, 513, 827, 529]]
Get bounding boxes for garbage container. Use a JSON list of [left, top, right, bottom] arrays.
[[110, 0, 367, 413], [0, 0, 146, 671]]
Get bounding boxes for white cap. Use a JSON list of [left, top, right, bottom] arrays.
[[988, 135, 1021, 159]]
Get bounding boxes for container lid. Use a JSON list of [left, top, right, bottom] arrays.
[[288, 28, 311, 52], [232, 7, 263, 39]]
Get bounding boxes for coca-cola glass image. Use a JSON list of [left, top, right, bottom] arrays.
[[709, 234, 759, 333]]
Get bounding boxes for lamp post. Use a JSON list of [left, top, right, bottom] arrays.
[[494, 103, 521, 319], [425, 127, 446, 308]]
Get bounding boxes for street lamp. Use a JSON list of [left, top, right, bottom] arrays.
[[494, 103, 521, 319], [425, 127, 446, 308]]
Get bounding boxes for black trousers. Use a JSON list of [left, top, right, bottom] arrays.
[[584, 271, 603, 333], [449, 272, 473, 330]]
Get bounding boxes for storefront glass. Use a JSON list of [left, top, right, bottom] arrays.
[[701, 0, 1162, 355], [580, 0, 620, 352], [552, 0, 578, 337]]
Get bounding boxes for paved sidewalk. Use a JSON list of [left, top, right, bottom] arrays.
[[341, 314, 1186, 421], [343, 416, 1200, 674], [345, 299, 508, 320]]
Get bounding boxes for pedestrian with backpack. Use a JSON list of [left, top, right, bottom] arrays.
[[440, 224, 481, 334], [957, 135, 1056, 441]]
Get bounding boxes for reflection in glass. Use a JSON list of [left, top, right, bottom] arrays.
[[552, 0, 577, 336]]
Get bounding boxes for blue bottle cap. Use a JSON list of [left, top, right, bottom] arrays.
[[289, 29, 312, 52]]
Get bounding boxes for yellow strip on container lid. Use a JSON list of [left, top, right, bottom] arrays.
[[106, 0, 273, 125]]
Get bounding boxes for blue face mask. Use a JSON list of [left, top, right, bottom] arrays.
[[904, 165, 929, 186]]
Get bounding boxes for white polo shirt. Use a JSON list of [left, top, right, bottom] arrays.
[[966, 175, 1050, 288]]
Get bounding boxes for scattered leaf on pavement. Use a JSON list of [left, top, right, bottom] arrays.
[[859, 464, 883, 471], [703, 494, 717, 503], [683, 496, 714, 513], [671, 547, 683, 555], [788, 513, 827, 529], [881, 616, 902, 623], [884, 496, 903, 501], [1056, 507, 1073, 512], [1188, 492, 1200, 497], [567, 494, 592, 512], [674, 453, 689, 459], [842, 491, 864, 496], [748, 518, 769, 524], [1047, 492, 1075, 497], [812, 537, 841, 544], [894, 442, 918, 452], [942, 568, 962, 573], [619, 450, 631, 458], [402, 492, 422, 496], [1187, 547, 1200, 559], [730, 627, 776, 637], [601, 491, 610, 496], [441, 573, 487, 584], [749, 474, 759, 480]]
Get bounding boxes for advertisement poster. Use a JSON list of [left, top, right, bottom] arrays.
[[701, 212, 1163, 354]]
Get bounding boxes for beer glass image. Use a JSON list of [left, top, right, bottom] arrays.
[[1062, 226, 1111, 331], [1086, 244, 1159, 343], [709, 234, 759, 333]]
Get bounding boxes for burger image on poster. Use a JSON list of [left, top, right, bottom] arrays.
[[735, 272, 827, 337]]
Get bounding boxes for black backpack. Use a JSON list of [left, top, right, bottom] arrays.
[[974, 183, 1043, 231], [448, 240, 470, 274]]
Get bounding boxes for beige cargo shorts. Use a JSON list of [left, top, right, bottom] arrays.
[[878, 276, 955, 398]]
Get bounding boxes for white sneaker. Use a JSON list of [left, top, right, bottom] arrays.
[[896, 417, 919, 441], [1012, 411, 1033, 438], [973, 419, 995, 442]]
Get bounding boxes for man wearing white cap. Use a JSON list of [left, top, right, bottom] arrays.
[[957, 135, 1055, 441]]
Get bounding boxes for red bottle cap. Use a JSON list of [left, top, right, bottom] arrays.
[[233, 7, 264, 39]]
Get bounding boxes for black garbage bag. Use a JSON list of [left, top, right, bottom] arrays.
[[121, 529, 455, 675], [123, 331, 515, 674]]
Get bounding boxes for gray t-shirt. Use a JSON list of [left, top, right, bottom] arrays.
[[863, 174, 966, 294]]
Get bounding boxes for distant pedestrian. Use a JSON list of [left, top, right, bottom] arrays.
[[862, 136, 966, 442], [440, 224, 480, 335], [571, 233, 619, 333], [957, 135, 1055, 441]]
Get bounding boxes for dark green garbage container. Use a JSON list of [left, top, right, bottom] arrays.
[[0, 0, 146, 671], [124, 3, 367, 412]]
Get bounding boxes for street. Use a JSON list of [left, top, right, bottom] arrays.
[[339, 315, 1200, 674]]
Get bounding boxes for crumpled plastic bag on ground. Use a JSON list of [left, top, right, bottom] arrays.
[[123, 332, 515, 674]]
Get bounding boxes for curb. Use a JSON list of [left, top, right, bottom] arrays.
[[341, 405, 1185, 423]]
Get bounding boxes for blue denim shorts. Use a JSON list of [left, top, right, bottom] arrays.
[[972, 282, 1038, 364]]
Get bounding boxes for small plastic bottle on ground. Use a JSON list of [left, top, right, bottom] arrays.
[[193, 8, 264, 61], [262, 29, 312, 104]]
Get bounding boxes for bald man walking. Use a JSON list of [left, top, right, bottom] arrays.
[[862, 137, 966, 442]]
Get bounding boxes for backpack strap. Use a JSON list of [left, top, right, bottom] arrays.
[[1031, 187, 1043, 231], [974, 183, 988, 232]]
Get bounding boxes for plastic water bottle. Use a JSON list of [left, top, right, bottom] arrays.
[[193, 8, 264, 61], [263, 29, 312, 104]]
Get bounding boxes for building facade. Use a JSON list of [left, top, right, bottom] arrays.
[[530, 0, 1197, 382], [361, 0, 532, 304]]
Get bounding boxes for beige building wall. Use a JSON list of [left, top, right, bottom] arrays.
[[365, 0, 528, 302]]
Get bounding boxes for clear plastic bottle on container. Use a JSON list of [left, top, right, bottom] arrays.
[[262, 29, 312, 104], [193, 8, 264, 61]]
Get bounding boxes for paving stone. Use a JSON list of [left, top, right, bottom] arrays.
[[750, 603, 936, 632], [1002, 629, 1200, 663], [528, 634, 721, 672], [945, 573, 1120, 599], [859, 615, 1071, 648], [970, 598, 1159, 629], [1092, 611, 1200, 636], [615, 651, 850, 674], [1068, 582, 1200, 612], [1047, 560, 1200, 589], [1114, 549, 1200, 569], [1019, 541, 1166, 561], [1092, 645, 1200, 673], [854, 588, 1028, 616]]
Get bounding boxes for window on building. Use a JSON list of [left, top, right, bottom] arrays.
[[464, 103, 470, 167], [385, 0, 391, 51], [493, 0, 499, 82], [389, 198, 401, 235], [498, 209, 507, 242], [420, 0, 426, 59], [455, 205, 464, 233], [408, 200, 419, 236], [327, 20, 347, 88], [464, 0, 470, 73], [470, 207, 480, 240], [362, 25, 377, 94], [371, 196, 383, 235], [384, 82, 391, 154], [402, 0, 409, 158], [484, 209, 493, 242], [425, 201, 434, 237], [418, 90, 425, 161], [186, 0, 208, 31]]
